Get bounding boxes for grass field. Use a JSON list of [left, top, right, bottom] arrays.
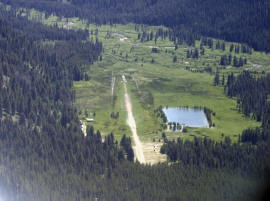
[[17, 8, 270, 145]]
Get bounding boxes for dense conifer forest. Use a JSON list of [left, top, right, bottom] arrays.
[[3, 0, 270, 52], [0, 2, 270, 201], [225, 72, 270, 145]]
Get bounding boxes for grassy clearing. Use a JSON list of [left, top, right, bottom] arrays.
[[19, 8, 270, 144], [126, 78, 162, 141], [125, 64, 260, 141], [74, 74, 131, 142]]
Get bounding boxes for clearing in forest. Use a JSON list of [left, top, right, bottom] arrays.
[[24, 9, 270, 163]]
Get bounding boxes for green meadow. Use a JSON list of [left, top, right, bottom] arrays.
[[18, 8, 270, 142]]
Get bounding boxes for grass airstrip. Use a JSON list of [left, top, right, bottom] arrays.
[[13, 7, 270, 163]]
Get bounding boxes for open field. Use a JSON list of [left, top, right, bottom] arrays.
[[17, 8, 270, 163]]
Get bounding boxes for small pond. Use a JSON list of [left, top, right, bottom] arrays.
[[163, 108, 209, 128]]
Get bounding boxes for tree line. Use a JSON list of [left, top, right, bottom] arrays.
[[225, 71, 270, 146], [3, 0, 270, 52]]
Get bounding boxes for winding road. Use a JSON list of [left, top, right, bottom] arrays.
[[122, 75, 146, 164]]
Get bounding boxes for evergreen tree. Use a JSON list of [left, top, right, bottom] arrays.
[[173, 55, 177, 63], [214, 72, 219, 86]]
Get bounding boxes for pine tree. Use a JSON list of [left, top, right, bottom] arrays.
[[233, 56, 238, 67], [230, 44, 234, 52], [214, 72, 219, 86], [194, 48, 199, 59], [222, 74, 225, 86], [173, 55, 177, 63]]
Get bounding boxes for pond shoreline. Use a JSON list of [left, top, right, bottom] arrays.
[[163, 107, 209, 128]]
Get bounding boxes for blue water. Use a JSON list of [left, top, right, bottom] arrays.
[[163, 108, 209, 128]]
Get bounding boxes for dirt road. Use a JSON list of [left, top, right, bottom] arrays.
[[111, 76, 116, 95], [122, 75, 146, 164]]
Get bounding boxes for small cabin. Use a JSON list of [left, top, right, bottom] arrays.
[[86, 118, 94, 122]]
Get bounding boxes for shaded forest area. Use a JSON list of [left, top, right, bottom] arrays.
[[3, 0, 270, 52], [0, 6, 268, 201], [226, 71, 270, 145]]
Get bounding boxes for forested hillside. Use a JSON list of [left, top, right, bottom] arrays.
[[0, 7, 117, 200], [0, 5, 268, 201], [3, 0, 270, 52]]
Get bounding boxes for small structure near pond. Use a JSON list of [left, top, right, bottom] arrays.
[[86, 118, 94, 122]]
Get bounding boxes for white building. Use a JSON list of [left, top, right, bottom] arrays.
[[86, 118, 94, 122]]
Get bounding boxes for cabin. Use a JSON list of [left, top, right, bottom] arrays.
[[86, 118, 94, 122]]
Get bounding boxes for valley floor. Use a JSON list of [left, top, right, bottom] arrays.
[[19, 9, 270, 163]]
